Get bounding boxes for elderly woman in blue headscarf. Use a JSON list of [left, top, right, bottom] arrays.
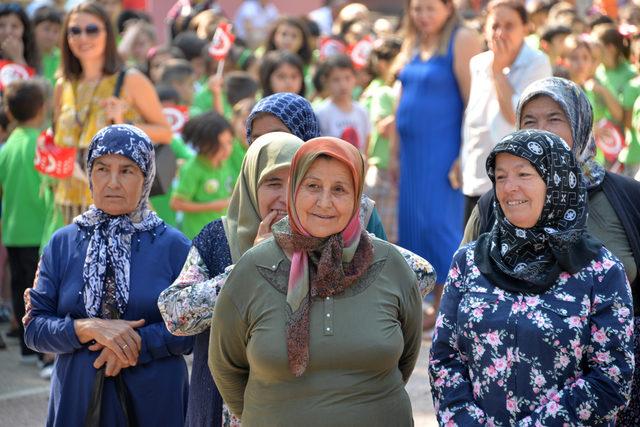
[[24, 125, 193, 426]]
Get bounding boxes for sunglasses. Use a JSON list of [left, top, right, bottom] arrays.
[[67, 24, 103, 38]]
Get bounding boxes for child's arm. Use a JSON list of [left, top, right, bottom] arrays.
[[170, 195, 230, 213], [207, 75, 225, 116]]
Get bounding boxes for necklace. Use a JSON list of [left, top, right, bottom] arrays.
[[72, 76, 103, 131]]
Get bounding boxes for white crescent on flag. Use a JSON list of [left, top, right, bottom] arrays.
[[0, 63, 31, 88], [351, 38, 373, 68], [594, 119, 625, 161], [163, 106, 187, 133], [209, 23, 234, 60]]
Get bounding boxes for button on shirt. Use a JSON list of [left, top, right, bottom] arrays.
[[461, 44, 552, 197]]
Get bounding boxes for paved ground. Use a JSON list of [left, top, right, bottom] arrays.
[[0, 323, 437, 426]]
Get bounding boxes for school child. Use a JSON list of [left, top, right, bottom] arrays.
[[170, 112, 236, 239], [314, 53, 371, 153], [0, 79, 49, 361], [361, 37, 401, 242]]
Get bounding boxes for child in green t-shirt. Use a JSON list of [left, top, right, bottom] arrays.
[[148, 84, 195, 227], [170, 112, 236, 239], [360, 37, 401, 242], [33, 6, 63, 88], [0, 79, 50, 358]]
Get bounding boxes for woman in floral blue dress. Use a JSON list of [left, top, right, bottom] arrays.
[[429, 129, 634, 426]]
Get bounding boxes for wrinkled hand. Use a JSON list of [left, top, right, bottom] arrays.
[[254, 210, 278, 246], [94, 346, 131, 376], [74, 318, 145, 365], [23, 288, 33, 327], [100, 96, 129, 124], [0, 36, 25, 64], [448, 157, 462, 190]]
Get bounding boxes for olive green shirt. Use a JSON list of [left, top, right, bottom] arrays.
[[209, 237, 422, 426], [462, 190, 637, 285]]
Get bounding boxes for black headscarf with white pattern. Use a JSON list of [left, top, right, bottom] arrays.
[[74, 125, 164, 317], [475, 129, 602, 294]]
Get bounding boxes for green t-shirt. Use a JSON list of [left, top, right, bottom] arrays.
[[229, 139, 247, 175], [190, 87, 233, 120], [0, 127, 49, 246], [595, 61, 639, 110], [41, 48, 60, 87], [594, 63, 640, 165], [621, 92, 640, 165], [149, 135, 196, 227], [361, 78, 395, 169], [173, 154, 238, 239]]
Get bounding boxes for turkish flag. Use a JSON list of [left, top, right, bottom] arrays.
[[208, 21, 235, 61], [0, 60, 35, 91]]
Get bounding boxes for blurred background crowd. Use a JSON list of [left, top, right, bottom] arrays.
[[1, 0, 640, 380]]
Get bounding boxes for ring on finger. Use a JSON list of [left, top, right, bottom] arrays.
[[122, 344, 129, 350]]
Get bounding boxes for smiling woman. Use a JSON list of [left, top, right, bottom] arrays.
[[430, 129, 634, 425], [48, 1, 170, 239], [208, 136, 423, 425], [294, 155, 355, 237], [493, 152, 546, 228]]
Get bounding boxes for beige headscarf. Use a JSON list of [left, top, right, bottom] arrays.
[[222, 132, 304, 262]]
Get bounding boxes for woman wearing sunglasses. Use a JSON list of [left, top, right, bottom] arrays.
[[49, 2, 171, 238]]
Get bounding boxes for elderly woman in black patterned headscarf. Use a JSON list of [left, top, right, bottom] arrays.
[[24, 125, 193, 426], [462, 77, 640, 423], [431, 129, 634, 425]]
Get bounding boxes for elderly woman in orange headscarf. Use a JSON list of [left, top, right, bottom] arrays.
[[208, 137, 423, 425]]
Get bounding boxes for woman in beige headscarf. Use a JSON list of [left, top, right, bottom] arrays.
[[158, 132, 302, 427]]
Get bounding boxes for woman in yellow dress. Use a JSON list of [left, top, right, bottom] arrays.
[[52, 2, 171, 230]]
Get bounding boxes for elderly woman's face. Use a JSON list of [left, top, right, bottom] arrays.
[[520, 96, 574, 148], [91, 154, 144, 216], [249, 113, 290, 143], [295, 157, 355, 238], [257, 167, 290, 224], [495, 153, 546, 229]]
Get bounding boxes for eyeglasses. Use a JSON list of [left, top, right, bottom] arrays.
[[67, 24, 103, 38]]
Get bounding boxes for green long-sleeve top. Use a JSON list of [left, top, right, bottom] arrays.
[[208, 236, 422, 427]]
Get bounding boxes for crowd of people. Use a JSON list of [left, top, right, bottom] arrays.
[[0, 0, 639, 425]]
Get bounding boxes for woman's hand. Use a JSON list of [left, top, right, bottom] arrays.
[[93, 346, 131, 376], [448, 157, 462, 190], [100, 96, 129, 125], [0, 36, 26, 65], [74, 318, 145, 365], [490, 34, 513, 75], [254, 210, 278, 246]]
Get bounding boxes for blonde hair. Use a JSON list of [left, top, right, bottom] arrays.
[[391, 0, 461, 80]]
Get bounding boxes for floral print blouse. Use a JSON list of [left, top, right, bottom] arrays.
[[429, 243, 634, 426], [158, 238, 436, 337]]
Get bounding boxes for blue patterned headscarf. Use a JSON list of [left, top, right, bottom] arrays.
[[516, 77, 606, 189], [246, 92, 320, 144], [74, 124, 164, 318]]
